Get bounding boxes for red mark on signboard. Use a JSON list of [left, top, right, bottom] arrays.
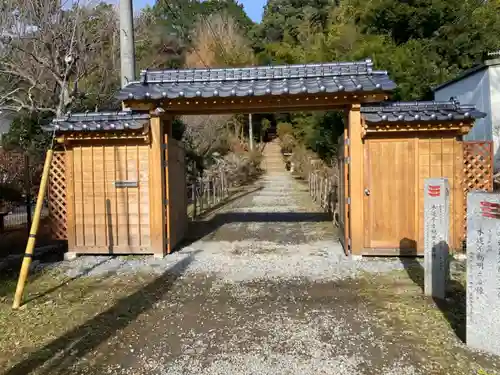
[[480, 201, 500, 219], [428, 185, 441, 197]]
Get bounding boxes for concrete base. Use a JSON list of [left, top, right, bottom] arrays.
[[64, 252, 78, 261], [153, 253, 166, 259], [351, 255, 363, 261]]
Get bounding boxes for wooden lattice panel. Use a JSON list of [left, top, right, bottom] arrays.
[[463, 141, 494, 192], [462, 141, 494, 239], [48, 151, 67, 240]]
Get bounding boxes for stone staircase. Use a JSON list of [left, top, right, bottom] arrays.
[[262, 140, 286, 174]]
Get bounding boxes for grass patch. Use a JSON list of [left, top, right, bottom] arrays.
[[0, 268, 161, 374], [359, 266, 500, 375]]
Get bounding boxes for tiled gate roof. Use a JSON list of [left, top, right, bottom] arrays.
[[117, 59, 396, 101]]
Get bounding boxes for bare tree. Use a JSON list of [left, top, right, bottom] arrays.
[[182, 114, 232, 157], [185, 12, 256, 68], [0, 0, 119, 117], [181, 13, 256, 163]]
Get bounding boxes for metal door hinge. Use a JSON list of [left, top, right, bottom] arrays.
[[164, 199, 169, 206], [345, 137, 350, 146], [163, 160, 168, 168], [347, 197, 351, 205], [348, 238, 352, 247], [162, 144, 168, 150], [345, 156, 350, 164]]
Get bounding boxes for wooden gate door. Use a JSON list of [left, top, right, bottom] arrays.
[[363, 139, 417, 252], [338, 132, 350, 255]]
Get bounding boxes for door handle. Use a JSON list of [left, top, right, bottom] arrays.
[[364, 188, 370, 196]]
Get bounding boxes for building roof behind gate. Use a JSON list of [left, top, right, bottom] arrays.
[[116, 59, 396, 101]]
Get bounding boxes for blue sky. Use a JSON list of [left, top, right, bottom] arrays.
[[238, 0, 266, 23], [132, 0, 266, 22]]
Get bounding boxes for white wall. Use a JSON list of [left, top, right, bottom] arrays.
[[434, 69, 492, 143], [489, 65, 500, 170]]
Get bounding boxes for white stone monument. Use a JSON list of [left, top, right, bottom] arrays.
[[466, 192, 500, 356], [423, 178, 450, 299]]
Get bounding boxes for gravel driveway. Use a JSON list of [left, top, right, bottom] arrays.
[[6, 162, 500, 375], [43, 169, 423, 375]]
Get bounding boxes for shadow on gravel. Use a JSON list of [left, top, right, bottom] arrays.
[[4, 251, 199, 375], [183, 211, 331, 246], [400, 250, 466, 343], [198, 186, 264, 217]]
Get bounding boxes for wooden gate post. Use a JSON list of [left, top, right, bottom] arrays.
[[348, 104, 364, 257], [149, 114, 167, 257]]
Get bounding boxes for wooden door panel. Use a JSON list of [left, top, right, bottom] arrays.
[[364, 139, 417, 250]]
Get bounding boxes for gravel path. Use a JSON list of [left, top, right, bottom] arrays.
[[61, 174, 408, 282], [17, 143, 498, 375]]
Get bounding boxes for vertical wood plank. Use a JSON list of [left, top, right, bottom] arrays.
[[418, 139, 429, 250], [135, 145, 141, 247], [82, 147, 95, 246], [348, 104, 363, 255], [91, 146, 96, 246], [414, 137, 419, 250], [363, 140, 371, 248], [343, 118, 349, 255], [65, 149, 76, 250], [126, 145, 140, 247], [164, 125, 171, 254], [116, 145, 128, 247], [454, 137, 465, 251], [93, 146, 106, 247], [138, 145, 150, 246], [73, 147, 84, 246], [407, 139, 417, 248], [104, 146, 118, 249], [149, 116, 166, 256]]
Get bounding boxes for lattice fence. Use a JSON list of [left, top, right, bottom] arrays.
[[462, 141, 494, 243], [48, 151, 67, 240]]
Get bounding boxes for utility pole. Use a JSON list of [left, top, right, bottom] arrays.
[[119, 0, 136, 88], [248, 113, 254, 151]]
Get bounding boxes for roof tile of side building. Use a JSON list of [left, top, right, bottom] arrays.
[[361, 100, 486, 123], [45, 111, 151, 132]]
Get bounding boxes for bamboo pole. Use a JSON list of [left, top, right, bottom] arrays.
[[12, 149, 54, 309]]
